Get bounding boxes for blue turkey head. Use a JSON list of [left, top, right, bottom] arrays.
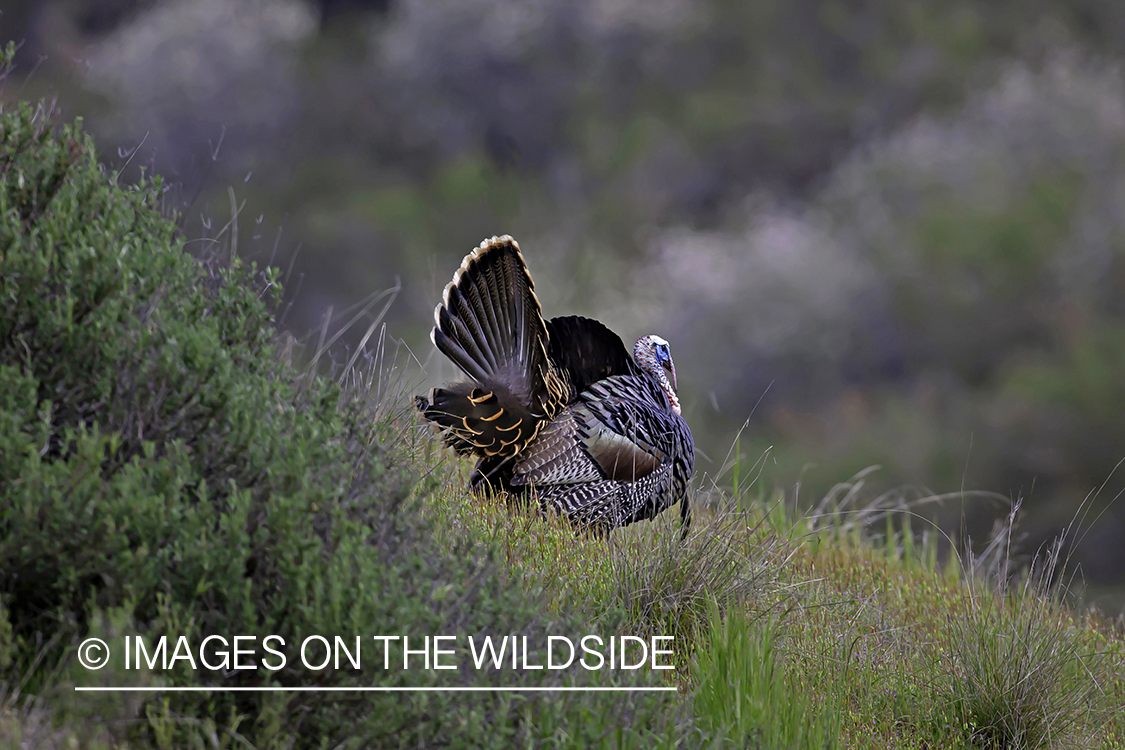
[[634, 335, 681, 414]]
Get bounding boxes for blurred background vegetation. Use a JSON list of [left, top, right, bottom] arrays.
[[4, 0, 1125, 609]]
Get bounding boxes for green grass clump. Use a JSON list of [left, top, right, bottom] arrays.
[[939, 593, 1094, 748], [610, 506, 779, 651], [931, 543, 1112, 750], [691, 601, 838, 749]]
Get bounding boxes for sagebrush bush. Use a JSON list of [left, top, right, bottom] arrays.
[[0, 85, 683, 748]]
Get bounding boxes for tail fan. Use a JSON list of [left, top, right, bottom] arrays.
[[420, 236, 563, 460], [431, 235, 556, 415]]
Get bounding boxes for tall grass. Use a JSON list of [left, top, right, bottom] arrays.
[[692, 600, 837, 749], [938, 587, 1102, 749], [606, 500, 788, 661], [932, 499, 1116, 749]]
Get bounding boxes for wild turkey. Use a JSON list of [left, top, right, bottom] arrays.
[[415, 235, 694, 533]]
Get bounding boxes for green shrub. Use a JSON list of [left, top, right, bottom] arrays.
[[0, 87, 683, 747]]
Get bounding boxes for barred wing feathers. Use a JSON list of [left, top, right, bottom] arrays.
[[512, 375, 694, 530]]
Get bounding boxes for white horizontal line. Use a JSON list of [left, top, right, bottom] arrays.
[[75, 686, 676, 693]]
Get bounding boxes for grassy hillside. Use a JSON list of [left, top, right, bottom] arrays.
[[2, 65, 1122, 748], [422, 452, 1125, 749]]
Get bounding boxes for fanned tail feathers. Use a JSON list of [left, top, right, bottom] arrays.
[[431, 236, 555, 415], [419, 236, 564, 459]]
